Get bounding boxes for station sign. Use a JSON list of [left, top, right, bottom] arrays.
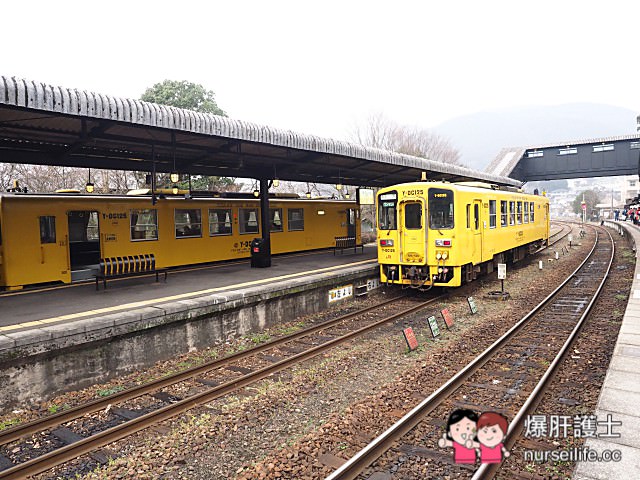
[[329, 284, 353, 302]]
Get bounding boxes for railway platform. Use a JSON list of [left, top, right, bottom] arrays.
[[0, 246, 379, 408], [573, 221, 640, 479]]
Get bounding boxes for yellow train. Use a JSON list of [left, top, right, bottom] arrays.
[[0, 191, 361, 289], [377, 181, 550, 288]]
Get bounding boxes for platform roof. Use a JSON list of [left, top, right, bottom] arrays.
[[0, 76, 520, 188]]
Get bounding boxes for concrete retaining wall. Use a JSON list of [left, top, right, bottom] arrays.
[[0, 266, 379, 412]]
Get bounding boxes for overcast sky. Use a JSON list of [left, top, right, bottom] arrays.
[[3, 0, 638, 141]]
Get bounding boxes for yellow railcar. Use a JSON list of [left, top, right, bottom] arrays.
[[0, 192, 360, 289], [377, 182, 550, 288]]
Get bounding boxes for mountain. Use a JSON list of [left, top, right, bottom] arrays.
[[432, 103, 638, 171]]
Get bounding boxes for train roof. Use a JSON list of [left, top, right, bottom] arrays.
[[378, 181, 548, 197], [0, 191, 356, 203]]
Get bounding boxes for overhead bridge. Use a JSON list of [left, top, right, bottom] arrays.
[[486, 133, 640, 182]]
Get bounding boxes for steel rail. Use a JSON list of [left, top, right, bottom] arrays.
[[325, 225, 606, 480], [0, 296, 443, 479], [0, 293, 408, 446], [472, 226, 615, 480]]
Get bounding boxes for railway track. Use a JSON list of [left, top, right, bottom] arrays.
[[326, 225, 613, 480], [0, 292, 443, 479]]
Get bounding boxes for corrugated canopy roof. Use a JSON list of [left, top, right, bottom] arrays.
[[0, 76, 520, 188]]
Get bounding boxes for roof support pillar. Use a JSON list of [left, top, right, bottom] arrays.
[[254, 177, 272, 267]]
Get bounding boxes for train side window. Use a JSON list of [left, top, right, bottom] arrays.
[[269, 208, 283, 233], [517, 201, 523, 224], [288, 208, 304, 231], [489, 200, 497, 228], [39, 216, 56, 244], [239, 208, 260, 234], [500, 201, 507, 227], [524, 202, 529, 223], [466, 204, 471, 229], [509, 201, 515, 226], [404, 203, 422, 229], [209, 208, 232, 236], [175, 209, 202, 238], [530, 202, 535, 222], [428, 188, 454, 229], [130, 209, 158, 241]]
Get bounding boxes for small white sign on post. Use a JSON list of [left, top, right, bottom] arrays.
[[497, 263, 507, 280]]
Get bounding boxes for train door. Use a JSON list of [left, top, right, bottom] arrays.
[[472, 199, 482, 261], [38, 215, 70, 284], [67, 210, 101, 281], [399, 200, 426, 263]]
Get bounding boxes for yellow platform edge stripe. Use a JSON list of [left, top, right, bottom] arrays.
[[0, 259, 376, 333]]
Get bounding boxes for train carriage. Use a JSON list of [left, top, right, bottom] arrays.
[[377, 181, 550, 288], [0, 192, 361, 289]]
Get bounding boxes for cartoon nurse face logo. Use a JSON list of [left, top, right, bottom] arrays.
[[476, 411, 510, 464], [437, 409, 479, 464], [477, 423, 505, 448], [450, 415, 476, 445]]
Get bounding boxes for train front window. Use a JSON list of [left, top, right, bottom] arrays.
[[130, 209, 158, 241], [404, 203, 422, 229], [175, 209, 202, 238], [378, 191, 397, 230], [428, 189, 454, 229]]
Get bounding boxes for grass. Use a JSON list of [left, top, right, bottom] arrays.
[[96, 386, 126, 397], [0, 417, 20, 431]]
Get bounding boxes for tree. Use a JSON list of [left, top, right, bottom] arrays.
[[351, 113, 462, 165], [572, 190, 601, 215], [141, 80, 226, 116], [141, 80, 238, 191]]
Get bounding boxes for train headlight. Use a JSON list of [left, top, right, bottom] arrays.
[[438, 267, 444, 273], [380, 239, 394, 247], [441, 252, 448, 260], [436, 252, 442, 260]]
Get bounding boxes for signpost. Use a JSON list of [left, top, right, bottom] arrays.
[[402, 327, 419, 351], [497, 263, 506, 294], [468, 297, 478, 314], [427, 315, 440, 337], [441, 308, 454, 329]]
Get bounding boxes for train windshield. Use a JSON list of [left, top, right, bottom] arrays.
[[378, 191, 397, 230], [428, 188, 454, 229]]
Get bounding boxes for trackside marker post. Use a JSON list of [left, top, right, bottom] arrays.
[[403, 327, 419, 351], [467, 297, 478, 314], [441, 308, 454, 329], [427, 315, 440, 337]]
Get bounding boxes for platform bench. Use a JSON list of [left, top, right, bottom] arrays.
[[333, 236, 364, 255], [95, 254, 167, 290]]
